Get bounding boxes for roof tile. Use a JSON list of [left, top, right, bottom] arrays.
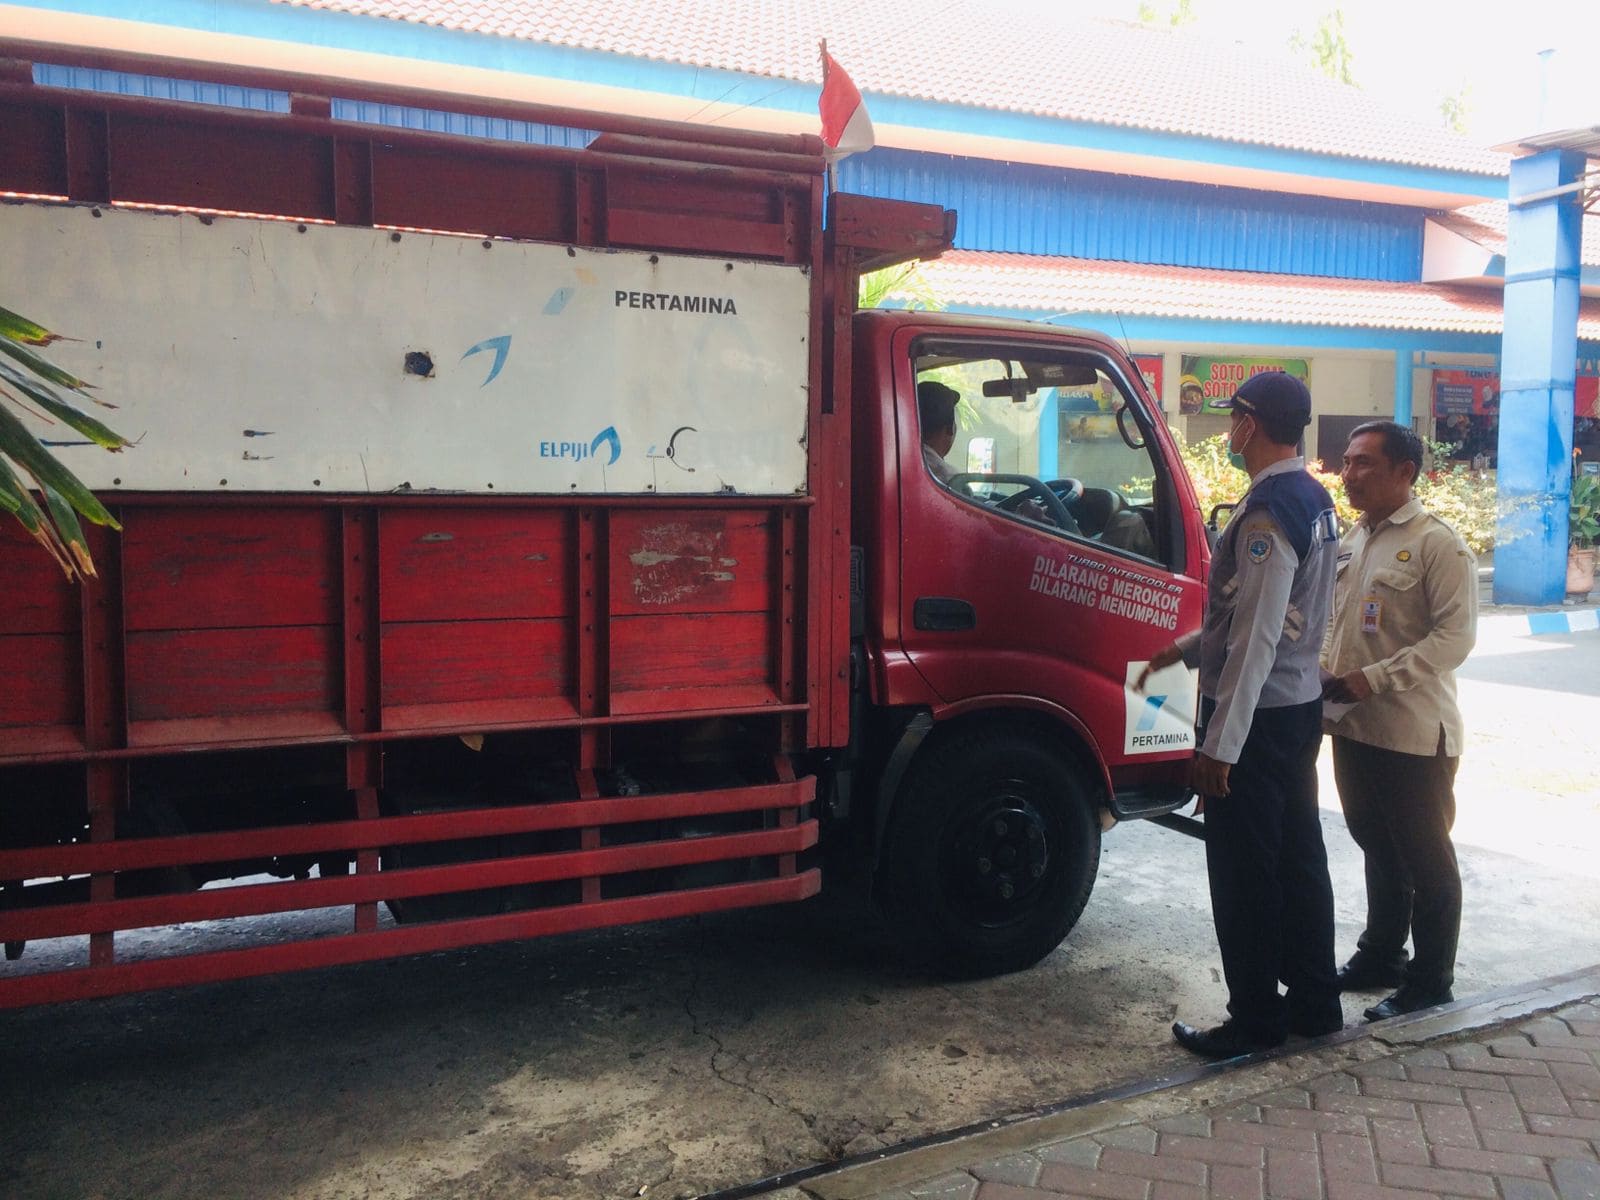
[[272, 0, 1508, 176]]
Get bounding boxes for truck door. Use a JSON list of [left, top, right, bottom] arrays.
[[892, 329, 1206, 781]]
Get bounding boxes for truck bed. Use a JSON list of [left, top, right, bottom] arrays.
[[0, 39, 835, 1006]]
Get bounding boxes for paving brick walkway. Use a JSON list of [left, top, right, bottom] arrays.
[[846, 998, 1600, 1200]]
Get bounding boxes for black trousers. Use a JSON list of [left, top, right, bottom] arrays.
[[1331, 733, 1461, 991], [1201, 699, 1340, 1039]]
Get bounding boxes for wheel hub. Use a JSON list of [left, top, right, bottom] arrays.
[[957, 798, 1050, 916]]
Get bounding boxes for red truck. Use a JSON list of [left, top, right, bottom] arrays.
[[0, 40, 1208, 1008]]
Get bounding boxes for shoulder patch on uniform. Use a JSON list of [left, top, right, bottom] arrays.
[[1396, 549, 1412, 562], [1245, 531, 1273, 563]]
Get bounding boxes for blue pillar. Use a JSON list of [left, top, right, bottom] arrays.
[[1038, 390, 1059, 479], [1393, 347, 1414, 427], [1494, 149, 1585, 605]]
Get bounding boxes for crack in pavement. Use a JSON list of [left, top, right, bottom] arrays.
[[681, 921, 833, 1156]]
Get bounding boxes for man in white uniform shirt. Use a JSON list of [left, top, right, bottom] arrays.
[[1323, 421, 1477, 1021]]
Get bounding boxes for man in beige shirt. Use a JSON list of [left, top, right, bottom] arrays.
[[1322, 421, 1477, 1021]]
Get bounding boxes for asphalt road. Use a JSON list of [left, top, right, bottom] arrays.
[[1, 612, 1596, 1200]]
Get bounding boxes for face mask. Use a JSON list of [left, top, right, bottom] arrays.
[[1227, 417, 1254, 471]]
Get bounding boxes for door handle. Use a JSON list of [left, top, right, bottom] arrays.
[[914, 597, 976, 631]]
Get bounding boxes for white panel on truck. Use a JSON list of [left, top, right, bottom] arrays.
[[6, 203, 812, 495]]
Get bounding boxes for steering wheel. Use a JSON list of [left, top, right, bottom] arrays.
[[1043, 477, 1085, 508], [950, 473, 1080, 532]]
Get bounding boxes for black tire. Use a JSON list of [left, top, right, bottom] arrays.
[[881, 728, 1101, 978]]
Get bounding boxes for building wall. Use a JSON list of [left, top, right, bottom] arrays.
[[841, 148, 1427, 281], [1143, 349, 1400, 464]]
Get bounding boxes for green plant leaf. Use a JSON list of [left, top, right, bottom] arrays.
[[0, 305, 61, 347], [40, 482, 96, 578], [0, 363, 128, 449], [859, 262, 945, 312], [0, 331, 96, 394], [0, 401, 120, 530], [0, 454, 77, 579]]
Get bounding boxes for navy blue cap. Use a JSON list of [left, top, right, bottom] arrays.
[[1214, 371, 1311, 428]]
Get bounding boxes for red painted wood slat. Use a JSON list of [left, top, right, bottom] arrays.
[[608, 684, 781, 716], [610, 611, 774, 695], [606, 208, 788, 261], [125, 625, 341, 721], [0, 520, 77, 633], [121, 508, 338, 632], [380, 509, 572, 622], [0, 98, 66, 196], [0, 633, 81, 727], [380, 618, 572, 708], [126, 711, 346, 750], [370, 143, 576, 241], [608, 508, 775, 615], [109, 111, 336, 220]]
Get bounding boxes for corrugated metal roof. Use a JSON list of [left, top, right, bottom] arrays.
[[1434, 202, 1600, 269], [914, 250, 1600, 339], [843, 148, 1424, 281], [272, 0, 1508, 177], [1509, 126, 1600, 159]]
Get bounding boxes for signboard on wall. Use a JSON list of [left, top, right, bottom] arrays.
[[1131, 354, 1164, 406], [1433, 368, 1599, 418], [1431, 368, 1499, 416], [1179, 356, 1310, 414]]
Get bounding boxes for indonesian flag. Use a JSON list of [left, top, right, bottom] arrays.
[[818, 42, 874, 159]]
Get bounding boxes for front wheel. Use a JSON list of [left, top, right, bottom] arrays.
[[881, 728, 1101, 978]]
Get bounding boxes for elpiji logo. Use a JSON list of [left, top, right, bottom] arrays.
[[539, 426, 621, 466], [1136, 694, 1168, 732]]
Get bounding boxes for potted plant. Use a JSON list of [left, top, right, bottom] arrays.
[[1567, 474, 1600, 597]]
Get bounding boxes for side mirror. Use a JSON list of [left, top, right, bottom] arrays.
[[1205, 502, 1237, 553]]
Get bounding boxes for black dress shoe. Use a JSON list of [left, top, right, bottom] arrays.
[[1336, 953, 1408, 992], [1363, 983, 1454, 1022], [1172, 1019, 1284, 1060]]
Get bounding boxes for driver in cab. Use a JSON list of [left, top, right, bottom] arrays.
[[918, 380, 962, 486], [921, 378, 1055, 526]]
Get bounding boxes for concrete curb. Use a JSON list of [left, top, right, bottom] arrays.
[[1479, 607, 1600, 636], [722, 966, 1600, 1200]]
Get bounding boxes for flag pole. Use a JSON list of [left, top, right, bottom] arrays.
[[819, 39, 837, 196]]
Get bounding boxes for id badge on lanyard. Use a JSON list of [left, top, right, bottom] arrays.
[[1361, 593, 1381, 634]]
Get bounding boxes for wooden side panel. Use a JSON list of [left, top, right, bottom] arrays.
[[605, 172, 790, 261], [123, 509, 338, 631], [126, 626, 340, 721], [381, 619, 572, 708], [370, 144, 575, 241], [121, 508, 340, 728], [108, 112, 335, 220], [379, 508, 576, 724], [380, 510, 571, 622], [610, 611, 776, 710], [608, 509, 773, 615], [0, 633, 81, 728], [0, 518, 83, 738], [608, 509, 779, 712], [0, 99, 66, 196], [0, 518, 78, 634]]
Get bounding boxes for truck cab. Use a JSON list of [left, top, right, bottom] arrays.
[[848, 311, 1207, 975]]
